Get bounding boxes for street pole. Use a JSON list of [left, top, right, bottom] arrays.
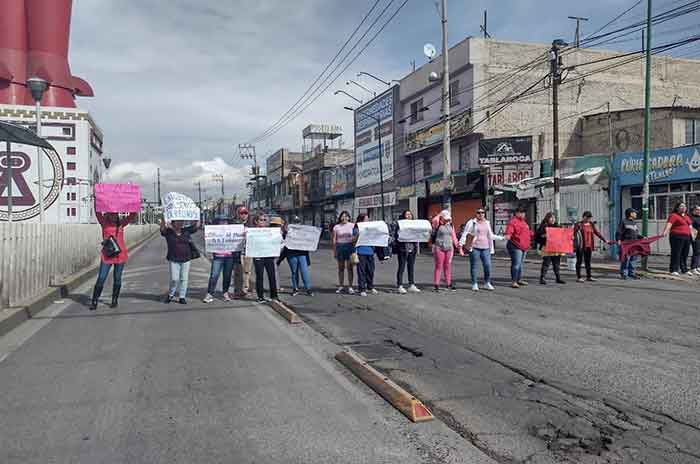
[[35, 99, 44, 223], [377, 117, 385, 221], [641, 0, 653, 269], [5, 141, 12, 223], [157, 168, 162, 206], [550, 41, 562, 223], [441, 0, 452, 212]]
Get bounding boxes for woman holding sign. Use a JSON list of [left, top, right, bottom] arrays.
[[332, 211, 355, 294], [534, 213, 566, 285], [90, 212, 138, 310], [161, 218, 201, 304], [279, 217, 314, 296], [353, 214, 378, 297], [251, 213, 279, 302], [394, 210, 421, 294], [203, 215, 240, 303], [430, 210, 464, 292]]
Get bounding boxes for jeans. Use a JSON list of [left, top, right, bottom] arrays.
[[168, 261, 191, 298], [669, 234, 691, 273], [576, 248, 593, 279], [433, 246, 454, 286], [357, 254, 375, 291], [620, 255, 637, 278], [470, 248, 492, 285], [507, 241, 526, 282], [692, 239, 700, 270], [95, 262, 125, 288], [207, 257, 234, 294], [287, 255, 311, 290], [396, 251, 416, 286], [254, 257, 278, 299]]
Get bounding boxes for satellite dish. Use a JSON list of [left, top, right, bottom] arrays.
[[424, 43, 437, 60]]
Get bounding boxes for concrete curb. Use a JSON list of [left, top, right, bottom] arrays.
[[268, 299, 302, 324], [335, 349, 434, 423], [0, 231, 159, 337]]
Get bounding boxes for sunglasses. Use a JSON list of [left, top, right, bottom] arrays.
[[476, 210, 485, 214]]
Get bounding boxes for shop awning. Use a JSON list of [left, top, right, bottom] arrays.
[[497, 167, 607, 199]]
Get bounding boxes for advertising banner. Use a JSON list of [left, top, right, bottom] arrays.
[[479, 136, 533, 166], [94, 183, 141, 213], [285, 225, 322, 251], [162, 192, 200, 221], [355, 221, 389, 247], [397, 219, 432, 242], [355, 88, 396, 189], [245, 227, 282, 257], [204, 224, 245, 253]]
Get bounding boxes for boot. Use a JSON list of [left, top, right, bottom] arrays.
[[90, 285, 103, 310], [110, 285, 121, 308], [539, 263, 547, 285]]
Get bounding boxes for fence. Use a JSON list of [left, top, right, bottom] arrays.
[[0, 223, 158, 309]]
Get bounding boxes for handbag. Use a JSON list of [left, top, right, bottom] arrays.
[[101, 221, 121, 258], [350, 252, 360, 265]]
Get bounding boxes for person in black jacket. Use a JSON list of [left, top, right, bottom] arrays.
[[535, 212, 565, 285], [279, 216, 314, 296], [394, 210, 420, 294], [161, 218, 201, 304], [252, 212, 279, 302], [615, 208, 642, 279]]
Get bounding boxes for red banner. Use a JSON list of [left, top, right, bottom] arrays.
[[543, 227, 574, 254]]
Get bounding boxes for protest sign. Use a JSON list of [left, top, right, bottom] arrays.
[[356, 221, 389, 247], [94, 183, 141, 213], [204, 224, 245, 253], [543, 227, 574, 254], [163, 192, 200, 221], [245, 227, 282, 257], [285, 225, 322, 251], [397, 219, 432, 243]]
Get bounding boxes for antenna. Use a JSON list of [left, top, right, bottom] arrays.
[[480, 10, 491, 39], [567, 16, 589, 48]]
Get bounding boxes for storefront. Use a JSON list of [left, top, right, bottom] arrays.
[[611, 144, 700, 254], [396, 182, 427, 220], [425, 171, 484, 225], [354, 191, 397, 221]]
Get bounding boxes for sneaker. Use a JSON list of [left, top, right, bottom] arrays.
[[348, 287, 355, 295], [223, 292, 232, 301], [370, 288, 379, 295], [433, 285, 440, 292], [539, 278, 547, 285], [695, 269, 700, 275], [450, 285, 457, 292], [484, 282, 495, 291], [471, 283, 479, 291], [687, 271, 695, 277], [360, 291, 368, 297], [397, 285, 407, 294], [556, 279, 566, 284], [164, 295, 174, 304], [178, 298, 187, 305], [306, 290, 314, 296], [517, 280, 529, 286], [511, 282, 520, 289], [336, 287, 344, 294], [202, 293, 214, 303], [291, 288, 300, 296], [257, 297, 266, 303], [576, 278, 585, 283], [586, 277, 597, 282], [620, 274, 628, 280], [408, 284, 421, 293], [672, 271, 681, 276]]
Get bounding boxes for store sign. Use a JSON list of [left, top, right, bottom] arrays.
[[479, 136, 533, 166], [355, 191, 397, 209], [355, 88, 397, 189], [614, 146, 700, 186], [428, 177, 454, 196], [488, 164, 535, 188], [397, 182, 427, 200], [405, 110, 471, 154]]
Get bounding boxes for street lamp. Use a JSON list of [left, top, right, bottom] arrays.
[[344, 105, 386, 221], [346, 80, 375, 98], [357, 72, 390, 86], [333, 90, 362, 105], [27, 76, 48, 223]]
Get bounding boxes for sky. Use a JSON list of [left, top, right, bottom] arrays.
[[68, 0, 700, 203]]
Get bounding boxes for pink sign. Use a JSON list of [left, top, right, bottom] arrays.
[[94, 183, 141, 213], [543, 227, 574, 254]]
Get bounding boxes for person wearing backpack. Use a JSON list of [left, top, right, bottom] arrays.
[[353, 213, 378, 296], [161, 218, 201, 304], [89, 211, 138, 310], [573, 211, 612, 283], [394, 210, 420, 294]]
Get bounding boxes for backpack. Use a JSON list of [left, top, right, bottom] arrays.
[[573, 223, 584, 252]]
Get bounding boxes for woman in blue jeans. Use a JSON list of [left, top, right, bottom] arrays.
[[203, 215, 241, 303], [459, 208, 502, 291], [280, 217, 314, 296], [160, 218, 200, 304], [353, 214, 377, 297]]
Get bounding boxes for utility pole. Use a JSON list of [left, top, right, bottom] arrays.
[[641, 0, 653, 268], [157, 168, 162, 206], [568, 16, 589, 48], [550, 40, 566, 223], [239, 143, 259, 210], [440, 0, 452, 212], [480, 10, 491, 39], [5, 141, 12, 223]]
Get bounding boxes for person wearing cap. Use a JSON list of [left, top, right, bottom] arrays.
[[616, 208, 642, 279], [431, 210, 464, 292], [235, 206, 253, 294], [203, 215, 239, 303], [459, 207, 501, 291], [573, 211, 612, 282], [503, 206, 533, 288]]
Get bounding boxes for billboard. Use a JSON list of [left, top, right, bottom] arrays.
[[354, 87, 397, 189], [478, 136, 533, 166]]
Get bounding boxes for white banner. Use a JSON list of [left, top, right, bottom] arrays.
[[356, 221, 389, 247], [245, 227, 282, 258], [397, 219, 432, 243], [204, 224, 245, 253], [162, 192, 200, 221], [285, 225, 321, 251]]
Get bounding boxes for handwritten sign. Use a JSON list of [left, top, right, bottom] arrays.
[[397, 219, 432, 243], [163, 192, 200, 221], [356, 221, 389, 247], [95, 183, 141, 213], [245, 227, 282, 258], [285, 225, 322, 251], [205, 224, 245, 253], [543, 227, 574, 254]]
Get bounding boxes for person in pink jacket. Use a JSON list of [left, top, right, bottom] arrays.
[[431, 210, 464, 291]]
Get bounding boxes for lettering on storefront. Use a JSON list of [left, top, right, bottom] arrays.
[[619, 153, 686, 182], [614, 147, 700, 186]]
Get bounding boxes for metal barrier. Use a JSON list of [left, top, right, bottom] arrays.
[[0, 223, 158, 309]]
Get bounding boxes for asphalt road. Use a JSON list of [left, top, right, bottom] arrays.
[[0, 238, 496, 464], [278, 247, 700, 463]]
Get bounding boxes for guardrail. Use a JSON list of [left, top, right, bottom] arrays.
[[0, 223, 159, 309]]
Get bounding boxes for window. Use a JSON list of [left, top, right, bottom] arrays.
[[423, 156, 432, 177], [62, 127, 72, 136], [66, 208, 71, 216], [67, 147, 76, 155], [66, 177, 76, 185], [685, 119, 700, 145], [71, 208, 77, 217], [449, 80, 460, 107], [410, 98, 424, 124], [66, 162, 76, 170], [458, 145, 468, 171]]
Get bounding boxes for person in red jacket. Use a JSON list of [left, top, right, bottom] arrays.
[[90, 211, 138, 310], [503, 206, 532, 288], [573, 211, 612, 282], [663, 201, 693, 276]]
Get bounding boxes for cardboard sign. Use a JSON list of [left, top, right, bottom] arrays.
[[285, 225, 322, 251], [94, 183, 141, 213], [163, 192, 200, 221], [245, 227, 282, 257], [543, 227, 574, 254], [356, 221, 389, 247], [397, 219, 432, 243], [204, 224, 245, 253]]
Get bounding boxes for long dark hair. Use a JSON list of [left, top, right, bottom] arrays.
[[355, 213, 368, 223], [400, 210, 413, 219], [540, 212, 556, 228], [673, 202, 687, 214], [337, 210, 351, 223]]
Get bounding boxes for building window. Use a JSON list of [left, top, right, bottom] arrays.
[[66, 177, 76, 185], [458, 145, 468, 171], [71, 208, 77, 217], [423, 156, 432, 177], [66, 208, 71, 216], [62, 127, 72, 136], [449, 80, 460, 107], [67, 146, 76, 155], [410, 98, 424, 124], [67, 162, 76, 170], [685, 119, 700, 145]]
